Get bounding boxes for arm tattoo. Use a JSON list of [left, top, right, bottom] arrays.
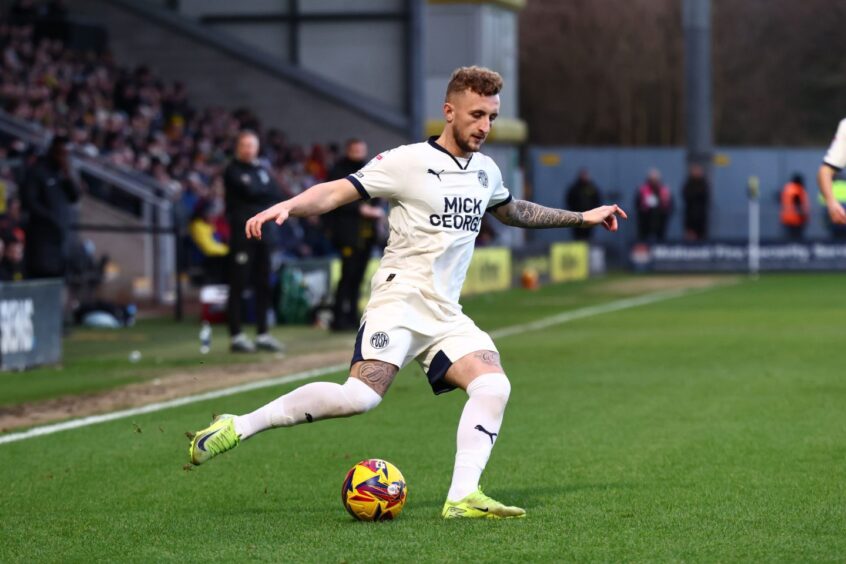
[[495, 199, 584, 229], [352, 360, 398, 397], [473, 351, 502, 369]]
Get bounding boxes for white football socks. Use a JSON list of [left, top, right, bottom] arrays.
[[447, 372, 511, 502], [233, 378, 381, 440]]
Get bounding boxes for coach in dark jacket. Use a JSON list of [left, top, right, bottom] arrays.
[[224, 131, 284, 353], [21, 135, 79, 279], [325, 138, 384, 331]]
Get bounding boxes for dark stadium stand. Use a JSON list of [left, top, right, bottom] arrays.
[[0, 8, 339, 288]]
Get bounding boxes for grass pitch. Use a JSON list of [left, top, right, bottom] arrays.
[[1, 274, 844, 561]]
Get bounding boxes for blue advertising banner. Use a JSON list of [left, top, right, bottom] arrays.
[[631, 242, 846, 272], [0, 279, 63, 371]]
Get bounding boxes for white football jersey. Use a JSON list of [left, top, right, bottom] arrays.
[[346, 137, 512, 313], [823, 118, 846, 170]]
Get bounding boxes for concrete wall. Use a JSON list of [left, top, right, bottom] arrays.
[[71, 0, 408, 153], [170, 0, 407, 114], [529, 146, 832, 254], [77, 195, 149, 302], [425, 3, 518, 121]]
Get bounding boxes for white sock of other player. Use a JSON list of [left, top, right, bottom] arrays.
[[233, 378, 381, 440], [446, 372, 511, 502]]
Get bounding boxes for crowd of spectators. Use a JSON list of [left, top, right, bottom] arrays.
[[0, 5, 347, 286]]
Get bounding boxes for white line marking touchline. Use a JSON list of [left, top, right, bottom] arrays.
[[0, 285, 719, 446], [490, 287, 692, 339], [0, 364, 347, 446]]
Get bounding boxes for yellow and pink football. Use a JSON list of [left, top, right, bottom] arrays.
[[341, 459, 407, 521]]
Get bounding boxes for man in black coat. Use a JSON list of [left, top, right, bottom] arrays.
[[21, 135, 80, 279], [224, 131, 284, 353], [682, 163, 710, 241], [565, 168, 601, 241], [324, 138, 384, 331]]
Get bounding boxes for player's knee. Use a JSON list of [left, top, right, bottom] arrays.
[[467, 372, 511, 404], [341, 377, 382, 415]]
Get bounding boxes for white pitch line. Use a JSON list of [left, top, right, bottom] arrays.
[[0, 363, 347, 446], [0, 284, 715, 446], [489, 286, 693, 339]]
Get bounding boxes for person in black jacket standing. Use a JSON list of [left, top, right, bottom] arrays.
[[324, 138, 384, 331], [21, 134, 80, 279], [682, 163, 710, 241], [224, 131, 284, 353], [565, 168, 601, 241]]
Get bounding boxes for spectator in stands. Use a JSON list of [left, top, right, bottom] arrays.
[[780, 173, 810, 241], [565, 168, 601, 241], [189, 197, 228, 283], [223, 130, 283, 353], [635, 168, 672, 242], [475, 217, 496, 247], [0, 229, 24, 281], [20, 134, 79, 278], [0, 195, 24, 239], [324, 138, 384, 331], [298, 215, 333, 258], [0, 19, 342, 269], [682, 163, 710, 241], [0, 164, 18, 209], [305, 144, 328, 183]]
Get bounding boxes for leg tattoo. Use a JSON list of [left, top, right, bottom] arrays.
[[351, 360, 398, 397]]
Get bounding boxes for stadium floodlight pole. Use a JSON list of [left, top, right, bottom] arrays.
[[747, 176, 760, 278], [683, 0, 713, 173], [406, 0, 425, 141]]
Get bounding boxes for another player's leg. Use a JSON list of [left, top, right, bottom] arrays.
[[188, 360, 397, 465], [440, 351, 525, 519]]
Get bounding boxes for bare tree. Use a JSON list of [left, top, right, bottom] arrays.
[[520, 0, 846, 145]]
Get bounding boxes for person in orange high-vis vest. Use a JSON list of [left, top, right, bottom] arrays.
[[780, 173, 810, 240]]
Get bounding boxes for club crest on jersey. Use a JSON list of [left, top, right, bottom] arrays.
[[477, 170, 489, 189], [370, 332, 389, 349]]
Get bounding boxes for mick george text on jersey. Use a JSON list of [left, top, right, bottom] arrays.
[[429, 196, 484, 232]]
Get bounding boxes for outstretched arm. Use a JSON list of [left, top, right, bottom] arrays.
[[489, 199, 627, 232], [246, 178, 361, 239]]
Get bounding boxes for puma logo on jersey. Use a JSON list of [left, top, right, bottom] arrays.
[[474, 424, 498, 444], [427, 169, 444, 181]]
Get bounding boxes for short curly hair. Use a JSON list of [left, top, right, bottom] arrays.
[[445, 66, 503, 101]]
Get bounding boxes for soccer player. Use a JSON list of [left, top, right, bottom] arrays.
[[818, 118, 846, 225], [188, 66, 627, 519]]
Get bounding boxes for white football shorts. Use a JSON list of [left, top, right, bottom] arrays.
[[350, 282, 497, 394]]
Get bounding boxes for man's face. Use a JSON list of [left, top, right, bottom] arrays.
[[346, 141, 367, 162], [647, 169, 662, 185], [6, 241, 22, 262], [444, 89, 500, 154], [236, 135, 259, 162]]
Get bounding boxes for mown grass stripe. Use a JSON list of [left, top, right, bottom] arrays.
[[0, 286, 712, 446]]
